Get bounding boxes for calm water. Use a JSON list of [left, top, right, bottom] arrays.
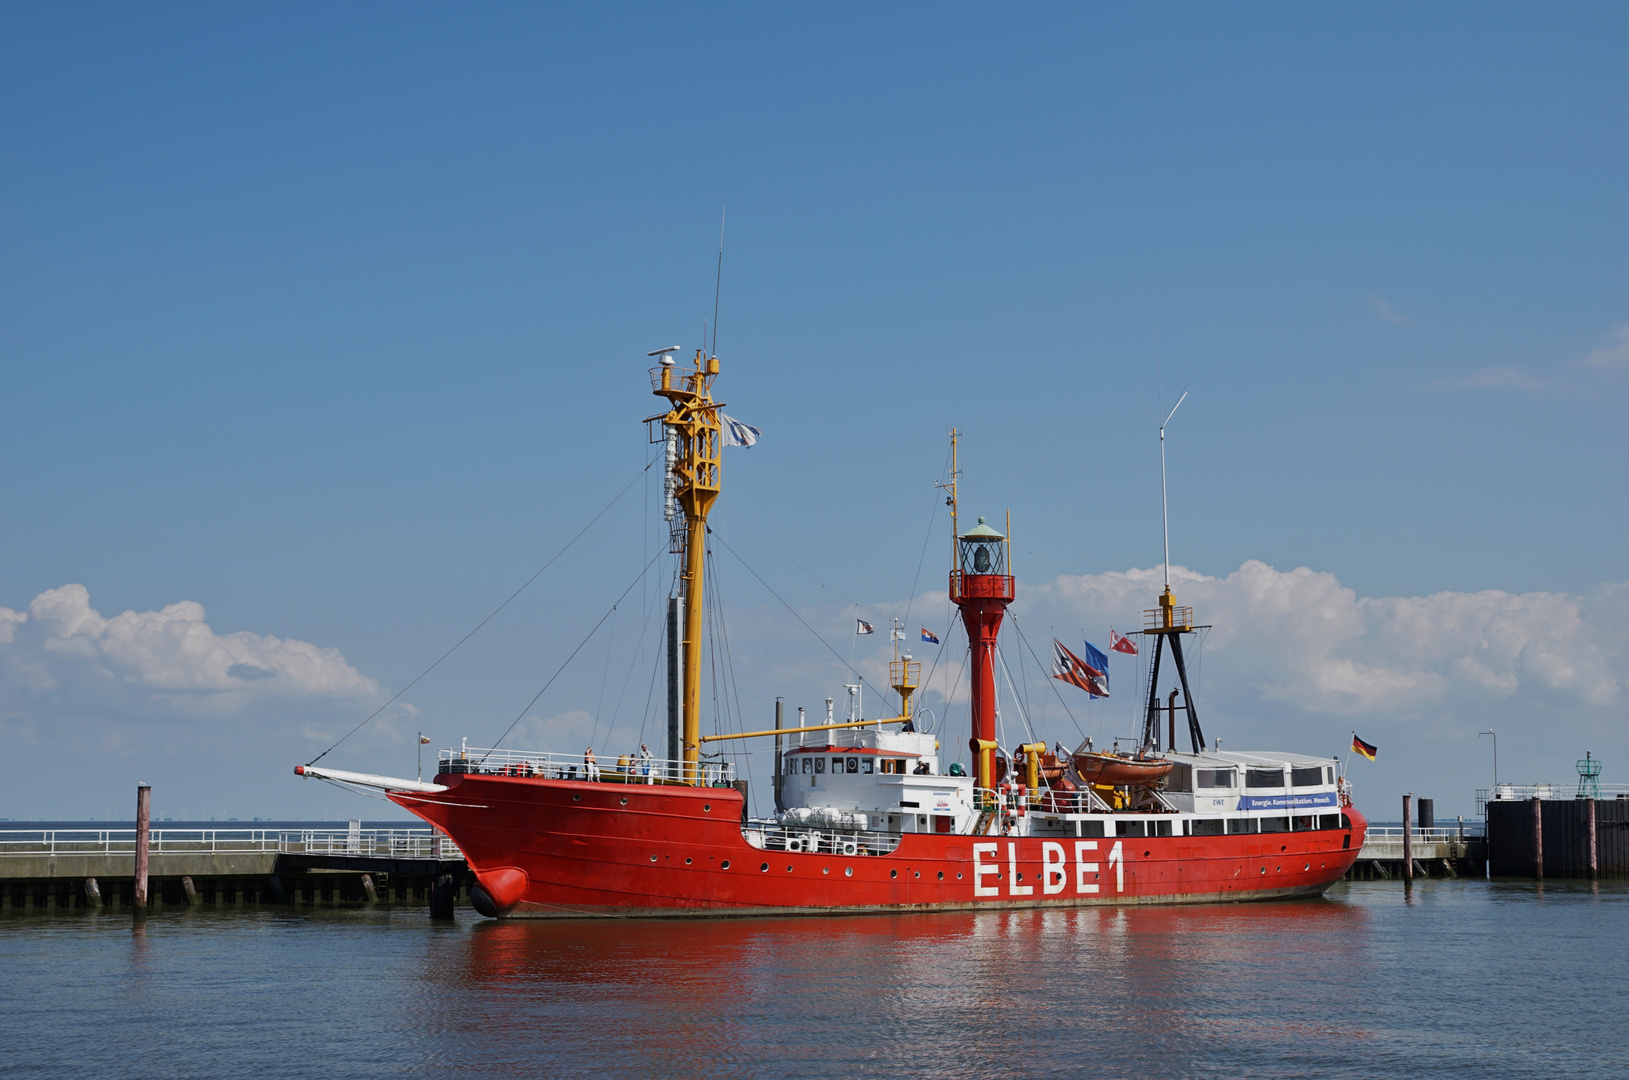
[[2, 879, 1622, 1079]]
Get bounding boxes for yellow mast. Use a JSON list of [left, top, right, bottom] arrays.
[[651, 349, 721, 784]]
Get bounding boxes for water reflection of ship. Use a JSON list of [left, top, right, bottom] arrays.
[[294, 342, 1367, 917]]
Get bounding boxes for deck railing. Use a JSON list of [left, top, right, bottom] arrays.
[[0, 828, 460, 860], [439, 746, 739, 787], [1476, 784, 1629, 813]]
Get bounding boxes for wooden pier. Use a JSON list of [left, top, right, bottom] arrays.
[[0, 826, 470, 914]]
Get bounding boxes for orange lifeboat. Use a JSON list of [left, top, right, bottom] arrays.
[[1071, 750, 1173, 788]]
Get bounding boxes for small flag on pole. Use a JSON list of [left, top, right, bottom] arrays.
[[921, 627, 940, 644], [891, 625, 905, 641], [1052, 639, 1109, 698], [1352, 735, 1377, 761], [720, 415, 761, 448], [419, 735, 431, 745], [856, 620, 874, 635], [1083, 641, 1110, 696], [1109, 628, 1138, 656]]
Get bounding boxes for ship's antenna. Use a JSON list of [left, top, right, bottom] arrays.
[[1157, 390, 1187, 589], [711, 205, 725, 357]]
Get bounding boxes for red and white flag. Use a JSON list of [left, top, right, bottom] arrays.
[[1109, 628, 1138, 656], [1052, 639, 1109, 697]]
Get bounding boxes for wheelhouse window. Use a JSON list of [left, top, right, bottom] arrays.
[[1246, 768, 1284, 789], [1197, 768, 1237, 789], [861, 757, 874, 774], [846, 757, 859, 774], [801, 757, 812, 774], [1290, 766, 1324, 788], [785, 758, 796, 775], [814, 757, 825, 774]]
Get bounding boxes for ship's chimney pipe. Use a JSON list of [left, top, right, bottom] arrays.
[[773, 697, 785, 813]]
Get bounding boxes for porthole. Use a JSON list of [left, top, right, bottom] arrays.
[[684, 857, 692, 865], [721, 860, 730, 870], [844, 867, 853, 877], [890, 869, 898, 879], [651, 855, 658, 862], [1303, 863, 1310, 871], [786, 865, 793, 872], [703, 804, 711, 812], [822, 867, 830, 875], [1016, 873, 1024, 881], [572, 794, 581, 801], [761, 863, 770, 873], [937, 871, 944, 880], [1260, 867, 1266, 875], [914, 871, 920, 879], [957, 872, 963, 879], [619, 797, 628, 805], [1143, 850, 1150, 858]]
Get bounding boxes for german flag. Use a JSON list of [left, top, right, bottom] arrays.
[[1352, 734, 1377, 761]]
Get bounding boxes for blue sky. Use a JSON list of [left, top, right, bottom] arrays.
[[2, 4, 1626, 819]]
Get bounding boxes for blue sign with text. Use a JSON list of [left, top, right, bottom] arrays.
[[1236, 792, 1338, 811]]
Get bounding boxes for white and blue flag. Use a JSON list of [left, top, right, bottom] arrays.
[[721, 414, 761, 448]]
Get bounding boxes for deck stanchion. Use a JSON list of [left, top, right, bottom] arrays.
[[134, 784, 151, 911], [1532, 797, 1543, 880], [1402, 794, 1413, 883]]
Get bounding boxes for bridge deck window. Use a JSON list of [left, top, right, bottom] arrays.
[[1190, 818, 1225, 836], [1259, 816, 1290, 833], [1227, 818, 1256, 834], [1197, 768, 1237, 789], [1318, 813, 1342, 829], [1246, 768, 1284, 789], [1290, 766, 1324, 788], [1116, 821, 1146, 838]]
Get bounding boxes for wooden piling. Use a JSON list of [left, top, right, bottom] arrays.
[[1532, 796, 1544, 879], [134, 783, 151, 910], [84, 878, 102, 908], [1588, 798, 1598, 879], [361, 873, 379, 903], [1402, 794, 1413, 881], [430, 873, 456, 919], [182, 876, 200, 906]]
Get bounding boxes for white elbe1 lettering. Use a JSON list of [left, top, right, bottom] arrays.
[[1108, 840, 1125, 893], [972, 843, 999, 897], [1042, 842, 1067, 895], [1074, 840, 1100, 894]]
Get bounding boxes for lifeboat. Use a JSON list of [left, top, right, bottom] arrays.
[[1071, 749, 1173, 788]]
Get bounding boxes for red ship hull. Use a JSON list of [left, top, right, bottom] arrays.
[[390, 774, 1368, 918]]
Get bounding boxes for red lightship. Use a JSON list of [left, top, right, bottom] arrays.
[[296, 348, 1366, 916]]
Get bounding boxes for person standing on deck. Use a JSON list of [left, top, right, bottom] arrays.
[[584, 747, 600, 782], [639, 743, 654, 784]]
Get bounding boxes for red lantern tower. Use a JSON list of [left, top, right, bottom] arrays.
[[943, 434, 1014, 794]]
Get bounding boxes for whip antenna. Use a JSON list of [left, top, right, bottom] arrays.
[[712, 205, 725, 356]]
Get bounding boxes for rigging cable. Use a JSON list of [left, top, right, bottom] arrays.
[[484, 547, 668, 759], [306, 458, 656, 766], [1007, 617, 1087, 743], [710, 529, 895, 708]]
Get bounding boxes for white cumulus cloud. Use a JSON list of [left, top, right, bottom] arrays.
[[7, 584, 378, 704], [1019, 561, 1620, 720]]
